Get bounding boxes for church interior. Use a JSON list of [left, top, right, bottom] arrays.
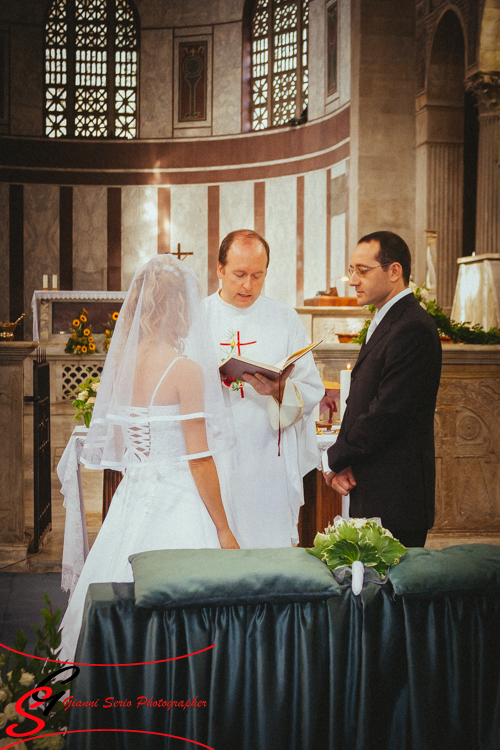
[[0, 2, 499, 748], [1, 0, 500, 571]]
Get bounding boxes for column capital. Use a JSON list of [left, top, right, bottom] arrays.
[[465, 71, 500, 115]]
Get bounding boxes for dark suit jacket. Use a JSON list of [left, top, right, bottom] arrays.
[[327, 293, 442, 531]]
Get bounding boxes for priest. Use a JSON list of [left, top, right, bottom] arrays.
[[205, 229, 324, 548]]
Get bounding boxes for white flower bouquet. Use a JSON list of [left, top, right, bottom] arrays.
[[71, 375, 100, 428], [307, 516, 407, 595]]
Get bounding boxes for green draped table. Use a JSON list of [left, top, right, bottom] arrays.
[[66, 546, 500, 750]]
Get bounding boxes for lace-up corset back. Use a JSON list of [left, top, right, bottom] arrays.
[[123, 358, 186, 466]]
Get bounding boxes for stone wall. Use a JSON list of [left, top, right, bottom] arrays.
[[0, 0, 351, 329]]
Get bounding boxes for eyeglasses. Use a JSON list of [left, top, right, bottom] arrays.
[[348, 263, 393, 278]]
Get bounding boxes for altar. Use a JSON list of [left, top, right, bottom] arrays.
[[66, 545, 500, 750]]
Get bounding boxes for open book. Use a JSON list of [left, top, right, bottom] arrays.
[[219, 340, 322, 382]]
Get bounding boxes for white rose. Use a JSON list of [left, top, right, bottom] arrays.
[[0, 740, 27, 750], [19, 671, 35, 687], [0, 688, 9, 702], [0, 713, 6, 729], [4, 702, 25, 724], [351, 517, 368, 529], [93, 381, 100, 391], [87, 396, 96, 404], [78, 390, 89, 400]]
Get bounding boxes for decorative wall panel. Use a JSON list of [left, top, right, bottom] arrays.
[[73, 186, 107, 291], [265, 175, 297, 306], [178, 41, 207, 122], [121, 186, 158, 291], [434, 377, 500, 533], [170, 185, 208, 295], [304, 169, 327, 301], [24, 185, 59, 339]]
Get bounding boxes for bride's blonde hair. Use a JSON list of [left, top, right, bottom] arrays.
[[121, 258, 190, 354]]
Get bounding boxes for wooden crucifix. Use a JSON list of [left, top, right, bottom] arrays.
[[170, 243, 193, 261]]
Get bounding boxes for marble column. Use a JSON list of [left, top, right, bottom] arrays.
[[0, 342, 38, 566], [415, 99, 464, 308], [427, 142, 464, 308], [465, 72, 500, 256]]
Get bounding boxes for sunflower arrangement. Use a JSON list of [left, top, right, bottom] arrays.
[[103, 310, 120, 352], [64, 308, 98, 355]]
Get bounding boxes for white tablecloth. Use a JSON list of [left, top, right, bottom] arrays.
[[57, 425, 90, 596], [316, 430, 350, 519]]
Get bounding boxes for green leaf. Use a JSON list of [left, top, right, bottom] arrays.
[[324, 539, 360, 567], [306, 546, 325, 560], [311, 531, 333, 554], [379, 537, 407, 565], [334, 523, 360, 543]]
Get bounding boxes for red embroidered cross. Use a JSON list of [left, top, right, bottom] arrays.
[[220, 331, 257, 398]]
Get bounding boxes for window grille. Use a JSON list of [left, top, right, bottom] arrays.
[[44, 0, 138, 138], [251, 0, 308, 131]]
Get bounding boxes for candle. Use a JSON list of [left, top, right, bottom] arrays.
[[52, 274, 58, 290], [42, 275, 48, 290], [339, 363, 352, 420]]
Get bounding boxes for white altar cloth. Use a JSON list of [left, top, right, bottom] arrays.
[[57, 425, 90, 596], [316, 429, 350, 520]]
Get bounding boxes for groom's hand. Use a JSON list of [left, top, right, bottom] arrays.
[[323, 466, 356, 495], [242, 364, 294, 401]]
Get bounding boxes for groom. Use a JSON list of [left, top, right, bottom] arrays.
[[205, 229, 324, 548]]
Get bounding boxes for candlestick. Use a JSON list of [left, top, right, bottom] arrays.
[[52, 274, 58, 290], [42, 275, 48, 290], [339, 363, 352, 420]]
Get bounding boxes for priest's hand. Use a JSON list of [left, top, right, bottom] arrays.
[[242, 364, 294, 402], [323, 466, 356, 495], [217, 526, 240, 549]]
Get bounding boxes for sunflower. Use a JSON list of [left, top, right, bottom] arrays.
[[77, 345, 81, 351], [72, 333, 77, 339], [81, 346, 87, 353], [89, 343, 96, 351], [112, 311, 119, 321], [83, 328, 90, 336], [80, 314, 87, 322], [105, 329, 110, 335], [88, 336, 94, 342], [72, 319, 80, 327]]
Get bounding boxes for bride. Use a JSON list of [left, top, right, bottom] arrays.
[[60, 254, 239, 661]]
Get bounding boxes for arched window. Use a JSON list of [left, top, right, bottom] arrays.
[[44, 0, 139, 138], [249, 0, 308, 131]]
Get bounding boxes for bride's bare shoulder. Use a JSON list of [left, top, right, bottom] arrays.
[[174, 357, 203, 379]]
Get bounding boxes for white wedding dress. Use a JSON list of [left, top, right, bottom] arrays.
[[59, 358, 221, 662]]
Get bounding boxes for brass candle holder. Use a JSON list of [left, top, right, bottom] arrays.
[[0, 313, 25, 339]]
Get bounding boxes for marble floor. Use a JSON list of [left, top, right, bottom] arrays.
[[20, 467, 103, 574], [17, 468, 500, 576]]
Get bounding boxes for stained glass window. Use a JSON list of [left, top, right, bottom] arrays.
[[44, 0, 138, 138], [251, 0, 308, 131]]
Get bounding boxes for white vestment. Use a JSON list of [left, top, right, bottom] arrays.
[[205, 291, 324, 547]]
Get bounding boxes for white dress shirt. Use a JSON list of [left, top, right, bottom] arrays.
[[365, 287, 413, 341]]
